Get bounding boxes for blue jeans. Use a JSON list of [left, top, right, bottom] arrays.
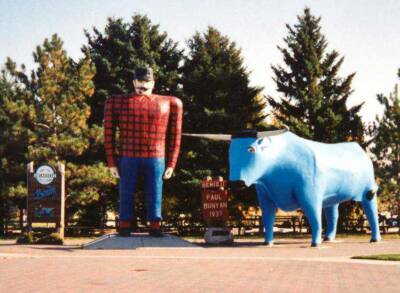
[[118, 157, 165, 222]]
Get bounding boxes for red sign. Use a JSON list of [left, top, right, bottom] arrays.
[[201, 178, 229, 221]]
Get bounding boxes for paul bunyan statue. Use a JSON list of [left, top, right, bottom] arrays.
[[104, 65, 182, 237]]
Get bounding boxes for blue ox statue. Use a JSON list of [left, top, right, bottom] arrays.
[[185, 127, 380, 247]]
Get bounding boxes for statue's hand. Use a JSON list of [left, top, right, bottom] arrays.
[[109, 167, 120, 179], [163, 167, 174, 180]]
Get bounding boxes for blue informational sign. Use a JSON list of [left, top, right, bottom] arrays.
[[34, 186, 57, 198], [33, 207, 55, 219]]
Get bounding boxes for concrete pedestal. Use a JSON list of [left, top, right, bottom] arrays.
[[83, 233, 200, 249]]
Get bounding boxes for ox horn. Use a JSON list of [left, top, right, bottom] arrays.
[[257, 125, 289, 138], [183, 133, 232, 141]]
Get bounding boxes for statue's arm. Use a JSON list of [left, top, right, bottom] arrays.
[[165, 97, 183, 174]]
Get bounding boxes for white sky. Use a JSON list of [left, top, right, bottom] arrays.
[[1, 0, 399, 122]]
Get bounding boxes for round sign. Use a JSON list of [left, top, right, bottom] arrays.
[[34, 165, 57, 185]]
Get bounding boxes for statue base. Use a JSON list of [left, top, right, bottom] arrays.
[[83, 233, 199, 249]]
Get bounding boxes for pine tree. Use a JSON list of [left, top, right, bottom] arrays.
[[0, 66, 34, 235], [173, 27, 266, 221], [5, 34, 116, 228], [369, 73, 400, 214], [268, 8, 364, 143], [269, 8, 366, 231], [26, 35, 95, 162], [183, 27, 265, 133], [65, 162, 117, 229], [83, 14, 183, 128]]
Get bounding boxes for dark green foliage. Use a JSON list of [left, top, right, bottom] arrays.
[[36, 232, 63, 245], [83, 14, 183, 127], [172, 27, 266, 221], [268, 8, 364, 143], [16, 232, 63, 245], [368, 74, 400, 213], [0, 61, 34, 235], [183, 27, 265, 132], [66, 162, 117, 227], [7, 34, 96, 163], [16, 232, 35, 244]]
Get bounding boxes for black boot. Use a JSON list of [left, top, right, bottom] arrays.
[[149, 228, 164, 237], [119, 227, 131, 237]]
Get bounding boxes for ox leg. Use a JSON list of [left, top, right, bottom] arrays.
[[323, 204, 339, 241], [300, 201, 322, 247], [361, 194, 381, 242], [256, 191, 277, 246]]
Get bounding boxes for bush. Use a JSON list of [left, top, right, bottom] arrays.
[[16, 232, 63, 245], [16, 232, 36, 244], [36, 233, 64, 245]]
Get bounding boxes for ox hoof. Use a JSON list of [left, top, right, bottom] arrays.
[[370, 238, 381, 243], [311, 242, 320, 247], [263, 241, 274, 247], [323, 237, 335, 242]]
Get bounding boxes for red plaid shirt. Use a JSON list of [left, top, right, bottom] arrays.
[[104, 93, 183, 169]]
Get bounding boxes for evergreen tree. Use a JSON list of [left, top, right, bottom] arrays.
[[66, 163, 117, 229], [268, 8, 364, 143], [369, 74, 400, 213], [5, 34, 116, 228], [269, 8, 366, 231], [26, 35, 95, 163], [83, 14, 183, 128], [0, 66, 34, 235], [183, 27, 265, 133], [174, 27, 266, 222]]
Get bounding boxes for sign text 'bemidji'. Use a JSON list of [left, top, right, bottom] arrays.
[[201, 177, 229, 222]]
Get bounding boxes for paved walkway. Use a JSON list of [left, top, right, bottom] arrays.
[[1, 237, 400, 292]]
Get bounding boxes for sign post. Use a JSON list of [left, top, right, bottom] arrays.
[[201, 176, 233, 244], [27, 162, 65, 239]]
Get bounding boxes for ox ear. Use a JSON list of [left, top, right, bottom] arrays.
[[183, 133, 232, 141], [257, 126, 289, 138]]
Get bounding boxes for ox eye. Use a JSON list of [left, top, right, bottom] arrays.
[[248, 146, 256, 153]]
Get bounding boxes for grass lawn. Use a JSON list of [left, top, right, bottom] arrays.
[[352, 254, 400, 261]]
